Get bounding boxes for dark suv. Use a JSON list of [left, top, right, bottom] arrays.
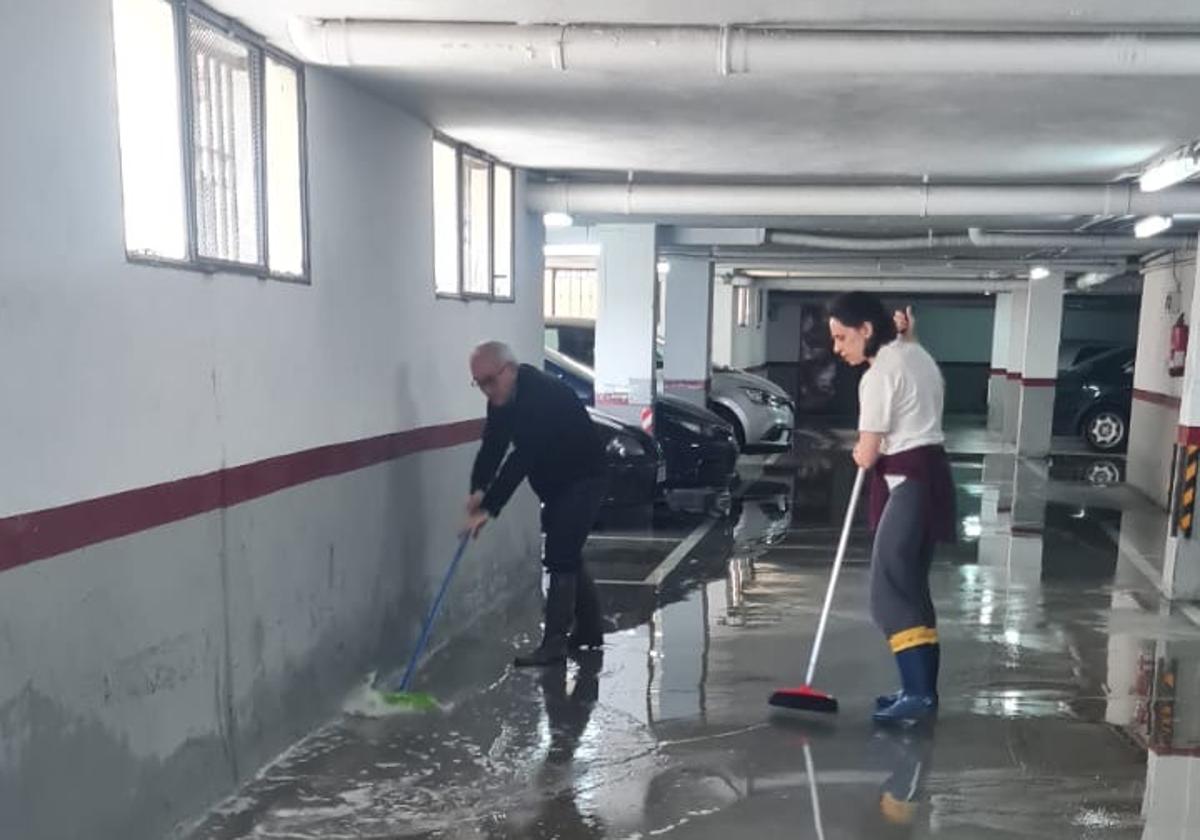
[[1053, 346, 1135, 452]]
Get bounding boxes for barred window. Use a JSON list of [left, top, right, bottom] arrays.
[[112, 0, 308, 280]]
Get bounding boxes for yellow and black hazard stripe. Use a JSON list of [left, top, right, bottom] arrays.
[[1180, 446, 1199, 537]]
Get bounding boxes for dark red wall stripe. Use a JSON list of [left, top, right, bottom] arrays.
[[0, 419, 484, 573], [1134, 388, 1182, 410]]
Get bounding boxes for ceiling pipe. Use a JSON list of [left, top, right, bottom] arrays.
[[753, 278, 1027, 294], [964, 227, 1188, 249], [528, 181, 1200, 219], [766, 228, 1189, 252], [769, 230, 973, 250], [287, 19, 1200, 76]]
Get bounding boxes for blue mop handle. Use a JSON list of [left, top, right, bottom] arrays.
[[396, 534, 470, 692]]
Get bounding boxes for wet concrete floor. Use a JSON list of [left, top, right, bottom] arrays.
[[186, 431, 1200, 839]]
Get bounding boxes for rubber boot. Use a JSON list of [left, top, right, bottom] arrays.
[[515, 573, 576, 668], [876, 643, 939, 710], [873, 645, 938, 726], [568, 568, 605, 650]]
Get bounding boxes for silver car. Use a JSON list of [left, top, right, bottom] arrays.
[[708, 367, 795, 452]]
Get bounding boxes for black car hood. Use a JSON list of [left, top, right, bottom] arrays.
[[655, 393, 732, 430]]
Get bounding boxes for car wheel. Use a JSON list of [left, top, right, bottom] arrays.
[[1083, 409, 1128, 452], [711, 405, 746, 450]]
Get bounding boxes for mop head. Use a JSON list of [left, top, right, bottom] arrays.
[[342, 673, 442, 717], [768, 684, 839, 714]]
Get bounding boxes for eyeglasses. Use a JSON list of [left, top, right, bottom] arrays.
[[472, 363, 511, 390]]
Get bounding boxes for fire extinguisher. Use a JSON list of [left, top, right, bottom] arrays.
[[1170, 314, 1189, 378]]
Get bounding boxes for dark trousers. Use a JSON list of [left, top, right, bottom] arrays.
[[541, 476, 607, 573], [869, 479, 937, 638]]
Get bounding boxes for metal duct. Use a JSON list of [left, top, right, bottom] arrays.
[[288, 19, 1200, 77], [528, 181, 1200, 218]]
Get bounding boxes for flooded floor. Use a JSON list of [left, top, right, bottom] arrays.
[[186, 430, 1200, 839]]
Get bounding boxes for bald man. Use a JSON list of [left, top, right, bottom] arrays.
[[463, 342, 608, 667]]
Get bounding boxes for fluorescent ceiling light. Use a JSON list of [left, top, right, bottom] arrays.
[[1076, 272, 1112, 289], [544, 243, 601, 257], [1140, 155, 1200, 192], [543, 211, 574, 228], [657, 260, 671, 275], [1134, 215, 1173, 238], [1029, 266, 1050, 280]]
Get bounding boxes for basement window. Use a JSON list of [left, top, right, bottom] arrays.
[[432, 136, 515, 301], [736, 287, 751, 327], [111, 0, 308, 280]]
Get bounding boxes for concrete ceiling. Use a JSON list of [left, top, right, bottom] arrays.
[[211, 1, 1200, 285]]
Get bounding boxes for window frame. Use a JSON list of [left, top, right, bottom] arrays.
[[432, 132, 516, 303], [117, 0, 311, 284]]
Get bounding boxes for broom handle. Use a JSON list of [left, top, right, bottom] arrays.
[[804, 467, 866, 686], [397, 535, 470, 692]]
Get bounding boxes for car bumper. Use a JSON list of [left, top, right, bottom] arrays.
[[746, 406, 795, 450], [664, 439, 739, 489], [602, 458, 661, 508]]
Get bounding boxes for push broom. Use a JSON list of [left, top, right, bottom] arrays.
[[769, 466, 865, 714], [372, 534, 471, 711]]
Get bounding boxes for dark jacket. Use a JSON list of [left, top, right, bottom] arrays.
[[471, 364, 605, 515], [868, 445, 957, 545]]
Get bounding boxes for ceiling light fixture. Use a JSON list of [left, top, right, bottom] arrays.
[[1029, 266, 1051, 280], [1140, 145, 1200, 192], [543, 211, 574, 228], [1134, 215, 1174, 238], [657, 260, 671, 275]]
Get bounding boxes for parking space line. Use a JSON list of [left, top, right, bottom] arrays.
[[588, 534, 683, 544], [643, 517, 718, 586]]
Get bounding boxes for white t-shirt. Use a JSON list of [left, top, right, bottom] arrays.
[[858, 339, 945, 457]]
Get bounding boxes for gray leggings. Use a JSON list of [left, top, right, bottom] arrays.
[[869, 479, 937, 638]]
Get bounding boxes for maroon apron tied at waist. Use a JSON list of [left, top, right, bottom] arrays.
[[868, 445, 957, 544]]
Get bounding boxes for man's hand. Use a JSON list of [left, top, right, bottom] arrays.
[[461, 509, 490, 540], [466, 490, 485, 515]]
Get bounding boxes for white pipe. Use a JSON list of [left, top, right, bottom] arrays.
[[288, 19, 1200, 76], [768, 228, 1189, 251], [757, 278, 1026, 293], [770, 231, 973, 250], [965, 227, 1188, 249], [528, 181, 1200, 218]]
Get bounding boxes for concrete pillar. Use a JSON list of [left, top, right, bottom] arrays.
[[595, 224, 658, 427], [987, 293, 1015, 433], [662, 257, 714, 406], [1162, 241, 1200, 600], [711, 278, 734, 368], [1014, 273, 1064, 458], [1003, 288, 1029, 444]]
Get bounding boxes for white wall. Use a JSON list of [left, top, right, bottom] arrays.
[[0, 1, 544, 836], [0, 1, 543, 520]]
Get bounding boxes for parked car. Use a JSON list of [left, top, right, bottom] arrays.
[[1053, 346, 1135, 452], [708, 365, 794, 452], [545, 317, 794, 451], [545, 347, 738, 489], [1058, 340, 1122, 372], [588, 407, 664, 510]]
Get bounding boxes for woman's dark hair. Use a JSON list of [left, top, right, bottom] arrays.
[[828, 292, 897, 358]]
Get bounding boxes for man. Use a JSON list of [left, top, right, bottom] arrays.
[[462, 341, 608, 667]]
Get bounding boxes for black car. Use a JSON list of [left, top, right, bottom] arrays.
[[588, 407, 664, 509], [545, 349, 738, 490], [1053, 346, 1135, 452], [655, 394, 739, 489]]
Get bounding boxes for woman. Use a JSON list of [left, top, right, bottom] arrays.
[[828, 293, 955, 725]]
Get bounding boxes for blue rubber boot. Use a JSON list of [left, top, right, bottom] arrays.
[[873, 645, 939, 726]]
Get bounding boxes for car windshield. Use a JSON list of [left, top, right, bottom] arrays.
[[1071, 346, 1134, 374]]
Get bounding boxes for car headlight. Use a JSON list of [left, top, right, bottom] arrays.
[[606, 435, 646, 458], [743, 387, 772, 405]]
